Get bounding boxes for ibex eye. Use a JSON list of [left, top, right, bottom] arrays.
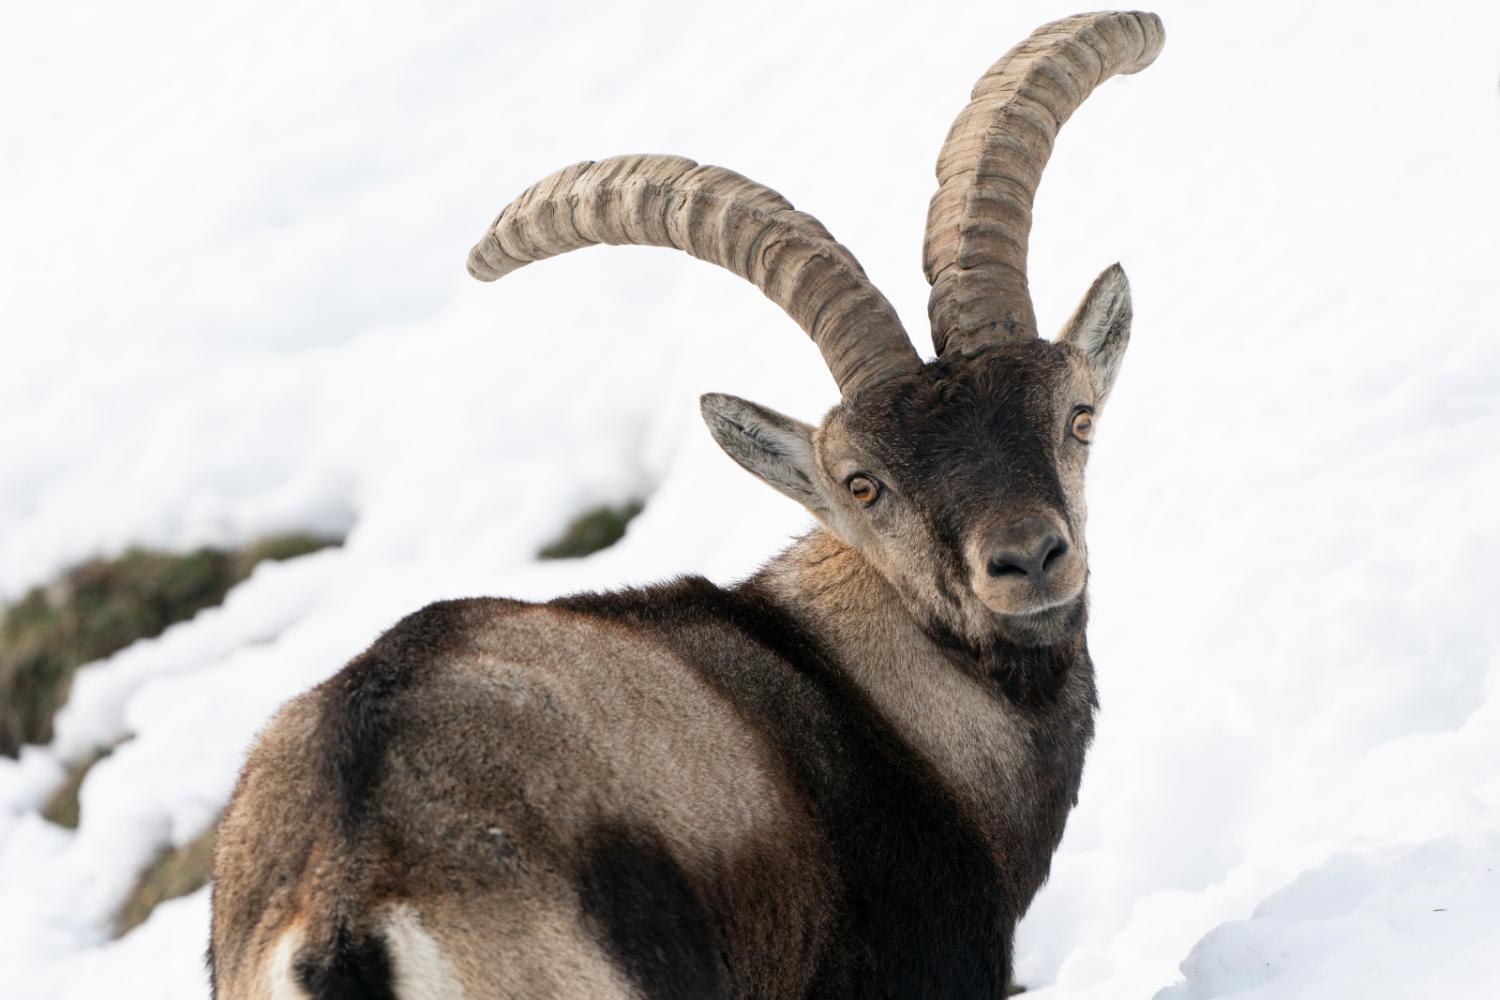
[[847, 475, 881, 507], [1070, 408, 1094, 443]]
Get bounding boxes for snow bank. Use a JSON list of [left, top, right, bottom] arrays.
[[1160, 833, 1500, 999], [2, 1, 1497, 996]]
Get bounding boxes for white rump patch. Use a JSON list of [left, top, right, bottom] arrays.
[[266, 925, 305, 1000], [384, 904, 464, 1000]]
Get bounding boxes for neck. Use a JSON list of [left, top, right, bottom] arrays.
[[744, 527, 1097, 908], [751, 529, 1086, 703]]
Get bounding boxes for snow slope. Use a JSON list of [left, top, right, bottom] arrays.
[[2, 0, 1498, 996]]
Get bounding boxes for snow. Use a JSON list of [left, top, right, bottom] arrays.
[[1160, 834, 1500, 1000], [2, 0, 1498, 996]]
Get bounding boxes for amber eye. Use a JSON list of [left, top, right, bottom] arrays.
[[1070, 408, 1094, 443], [847, 475, 881, 507]]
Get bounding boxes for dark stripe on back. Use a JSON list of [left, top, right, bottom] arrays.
[[578, 826, 729, 1000], [314, 598, 513, 840], [555, 577, 1013, 999]]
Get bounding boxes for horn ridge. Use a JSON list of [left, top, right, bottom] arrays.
[[470, 154, 921, 397], [923, 11, 1165, 356]]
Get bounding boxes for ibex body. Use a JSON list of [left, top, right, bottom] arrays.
[[211, 12, 1164, 999]]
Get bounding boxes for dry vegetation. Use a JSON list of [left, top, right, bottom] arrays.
[[537, 500, 643, 560], [40, 742, 120, 829], [0, 533, 336, 758], [114, 823, 218, 937]]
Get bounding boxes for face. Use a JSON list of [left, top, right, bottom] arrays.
[[810, 342, 1099, 648], [700, 264, 1131, 651]]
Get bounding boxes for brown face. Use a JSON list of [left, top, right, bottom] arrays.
[[810, 341, 1101, 648], [699, 264, 1132, 651]]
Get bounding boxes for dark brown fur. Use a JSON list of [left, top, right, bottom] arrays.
[[212, 544, 1095, 997]]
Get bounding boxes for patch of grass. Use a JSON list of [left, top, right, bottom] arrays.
[[40, 742, 120, 829], [114, 823, 216, 937], [234, 531, 336, 574], [538, 501, 644, 560], [0, 532, 338, 757]]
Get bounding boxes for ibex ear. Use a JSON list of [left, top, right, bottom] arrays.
[[1057, 263, 1132, 404], [700, 393, 826, 512]]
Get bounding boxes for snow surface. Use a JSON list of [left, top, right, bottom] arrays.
[[2, 0, 1498, 996]]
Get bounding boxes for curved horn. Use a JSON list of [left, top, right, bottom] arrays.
[[923, 11, 1164, 356], [470, 154, 922, 397]]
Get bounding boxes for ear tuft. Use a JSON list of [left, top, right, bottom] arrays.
[[699, 393, 825, 511], [1057, 263, 1133, 404]]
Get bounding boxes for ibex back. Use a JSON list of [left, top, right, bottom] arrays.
[[210, 11, 1164, 999]]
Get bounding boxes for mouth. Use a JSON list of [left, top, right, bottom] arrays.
[[920, 587, 1085, 656], [994, 593, 1078, 622], [977, 578, 1084, 619], [988, 592, 1085, 643]]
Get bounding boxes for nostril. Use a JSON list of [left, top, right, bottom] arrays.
[[983, 523, 1070, 583], [987, 557, 1027, 579]]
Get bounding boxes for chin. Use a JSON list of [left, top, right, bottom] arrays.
[[990, 593, 1086, 647]]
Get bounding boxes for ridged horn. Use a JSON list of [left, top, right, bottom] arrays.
[[470, 154, 922, 398], [924, 11, 1164, 356]]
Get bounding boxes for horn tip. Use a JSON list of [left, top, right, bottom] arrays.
[[1124, 11, 1167, 67], [467, 244, 502, 282]]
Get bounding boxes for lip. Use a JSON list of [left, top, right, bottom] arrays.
[[984, 585, 1083, 620], [987, 592, 1085, 638]]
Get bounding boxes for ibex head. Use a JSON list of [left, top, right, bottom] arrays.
[[704, 269, 1130, 652], [470, 11, 1163, 651]]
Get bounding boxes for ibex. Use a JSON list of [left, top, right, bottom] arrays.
[[210, 11, 1163, 999]]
